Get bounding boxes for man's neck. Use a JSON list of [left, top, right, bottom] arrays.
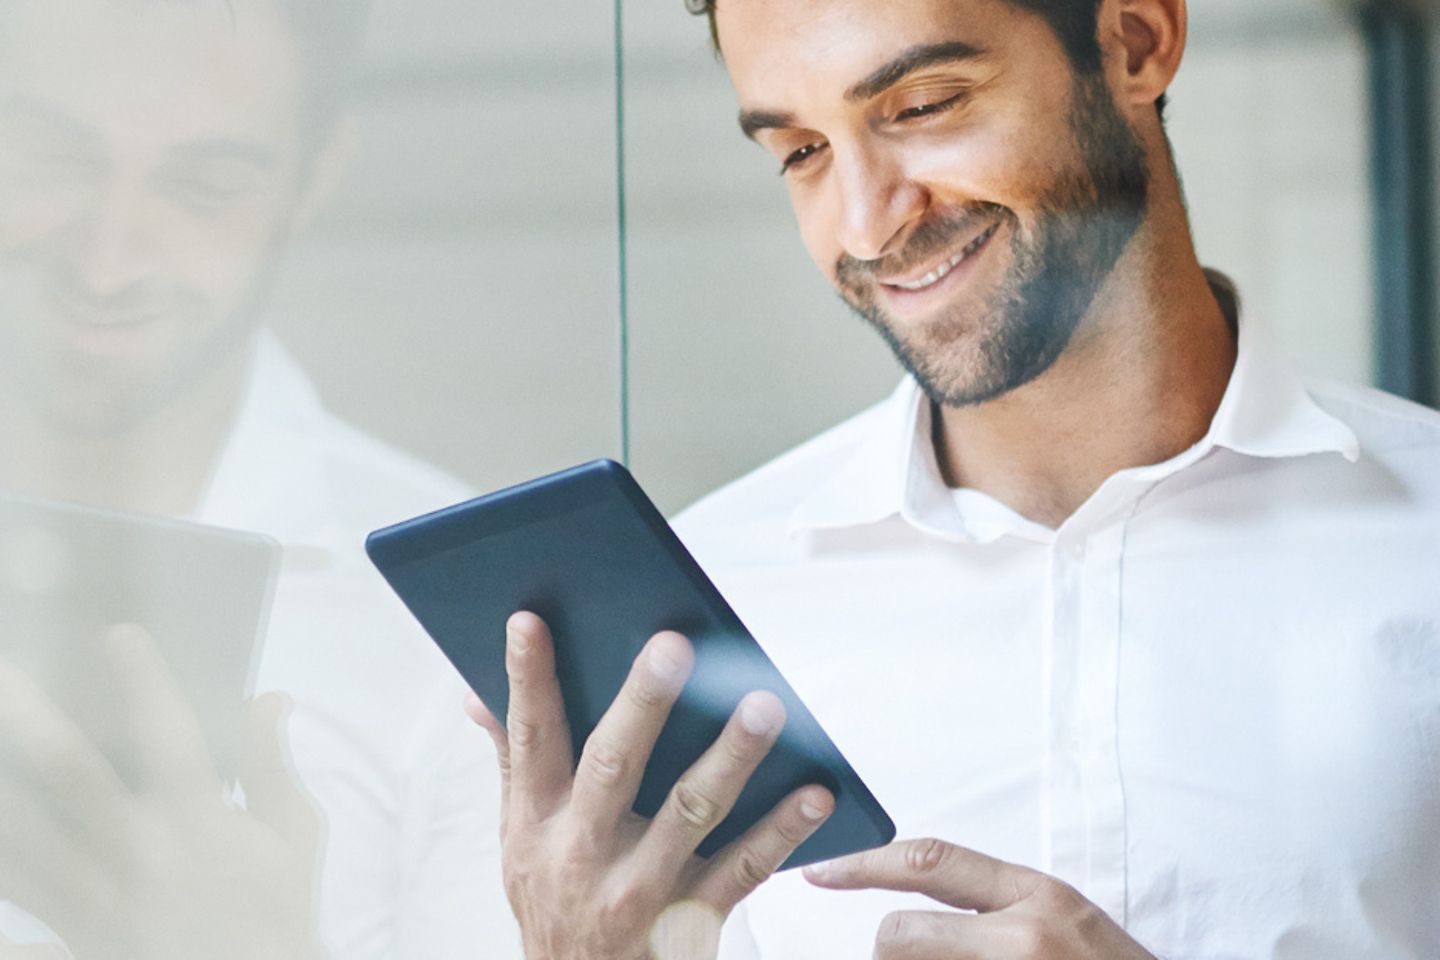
[[0, 351, 251, 518], [932, 229, 1238, 530]]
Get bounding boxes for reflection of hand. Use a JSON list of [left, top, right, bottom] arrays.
[[805, 839, 1158, 960], [465, 612, 835, 960], [0, 626, 327, 960]]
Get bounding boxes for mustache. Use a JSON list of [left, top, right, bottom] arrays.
[[834, 202, 1009, 288]]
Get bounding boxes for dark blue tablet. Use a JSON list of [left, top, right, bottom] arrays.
[[365, 458, 894, 870]]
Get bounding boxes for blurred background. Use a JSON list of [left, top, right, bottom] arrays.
[[0, 0, 1435, 955], [250, 0, 1440, 511]]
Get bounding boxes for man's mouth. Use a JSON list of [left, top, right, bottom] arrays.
[[882, 221, 1002, 292]]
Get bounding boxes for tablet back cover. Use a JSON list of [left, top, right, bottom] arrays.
[[367, 459, 894, 869]]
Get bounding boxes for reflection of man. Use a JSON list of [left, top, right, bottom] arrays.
[[466, 0, 1440, 957], [0, 1, 513, 956]]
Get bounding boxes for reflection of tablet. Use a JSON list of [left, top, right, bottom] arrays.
[[0, 495, 279, 785], [366, 458, 894, 870]]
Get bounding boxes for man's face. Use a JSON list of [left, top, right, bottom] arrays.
[[0, 0, 315, 433], [718, 0, 1150, 406]]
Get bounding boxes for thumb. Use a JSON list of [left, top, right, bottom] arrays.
[[239, 692, 323, 853], [802, 838, 1045, 913]]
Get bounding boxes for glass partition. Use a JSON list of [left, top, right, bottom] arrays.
[[0, 1, 617, 956]]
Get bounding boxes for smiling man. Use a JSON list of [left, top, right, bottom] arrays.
[[469, 0, 1440, 957]]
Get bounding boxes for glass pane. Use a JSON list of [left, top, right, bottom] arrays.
[[0, 0, 617, 955], [1171, 0, 1374, 385]]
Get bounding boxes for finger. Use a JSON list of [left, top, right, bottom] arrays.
[[0, 657, 134, 856], [569, 632, 693, 842], [503, 612, 573, 821], [0, 775, 114, 928], [692, 784, 834, 913], [104, 623, 220, 799], [649, 901, 724, 960], [871, 910, 989, 960], [464, 690, 511, 837], [803, 839, 1043, 913], [632, 690, 786, 884], [238, 693, 322, 853]]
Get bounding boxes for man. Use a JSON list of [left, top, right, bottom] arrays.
[[466, 0, 1440, 956], [0, 1, 512, 956]]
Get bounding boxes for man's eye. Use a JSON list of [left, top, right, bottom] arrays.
[[156, 167, 262, 213], [779, 142, 827, 175], [895, 93, 965, 122]]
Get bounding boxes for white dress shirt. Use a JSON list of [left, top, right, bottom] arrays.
[[197, 331, 519, 959], [1, 331, 520, 959], [673, 310, 1440, 959]]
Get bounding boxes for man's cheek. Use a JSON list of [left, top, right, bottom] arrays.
[[157, 209, 286, 317]]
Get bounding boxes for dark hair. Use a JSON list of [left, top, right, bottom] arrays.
[[274, 0, 374, 131], [684, 0, 1167, 120]]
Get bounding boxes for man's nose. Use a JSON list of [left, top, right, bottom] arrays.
[[831, 146, 927, 263], [61, 182, 158, 298]]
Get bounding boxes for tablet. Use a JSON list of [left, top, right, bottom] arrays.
[[366, 458, 894, 870], [0, 494, 279, 786]]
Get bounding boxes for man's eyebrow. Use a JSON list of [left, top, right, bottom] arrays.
[[736, 40, 989, 140], [0, 95, 97, 143], [845, 41, 989, 103], [738, 109, 797, 141]]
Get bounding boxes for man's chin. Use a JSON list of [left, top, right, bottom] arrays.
[[19, 372, 165, 437]]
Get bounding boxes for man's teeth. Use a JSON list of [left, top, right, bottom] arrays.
[[894, 223, 999, 291]]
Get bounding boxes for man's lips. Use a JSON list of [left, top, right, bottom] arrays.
[[878, 220, 1002, 291]]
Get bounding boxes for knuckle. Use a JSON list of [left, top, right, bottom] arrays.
[[729, 847, 774, 892], [669, 777, 723, 831], [772, 810, 813, 848], [1031, 873, 1076, 907], [1008, 917, 1058, 959], [875, 911, 916, 952], [506, 714, 543, 750], [905, 837, 951, 876], [624, 676, 671, 712], [555, 823, 598, 865], [579, 738, 629, 787], [722, 729, 763, 766], [596, 880, 651, 930]]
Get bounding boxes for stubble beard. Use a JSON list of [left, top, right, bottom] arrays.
[[0, 243, 283, 439], [834, 72, 1152, 408]]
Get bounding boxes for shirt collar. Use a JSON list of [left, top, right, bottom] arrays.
[[789, 278, 1360, 542]]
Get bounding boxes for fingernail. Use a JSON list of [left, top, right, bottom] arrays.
[[805, 860, 835, 879], [740, 696, 781, 736], [649, 646, 682, 680], [800, 798, 828, 821], [506, 626, 530, 655]]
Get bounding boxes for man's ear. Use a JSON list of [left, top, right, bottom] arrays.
[[1100, 0, 1186, 113], [290, 112, 358, 238]]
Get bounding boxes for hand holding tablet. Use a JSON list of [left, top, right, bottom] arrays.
[[464, 610, 834, 959], [366, 459, 894, 868]]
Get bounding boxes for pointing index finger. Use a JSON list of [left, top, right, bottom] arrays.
[[802, 838, 1045, 913]]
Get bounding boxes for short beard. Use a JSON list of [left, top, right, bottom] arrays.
[[835, 70, 1151, 407]]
